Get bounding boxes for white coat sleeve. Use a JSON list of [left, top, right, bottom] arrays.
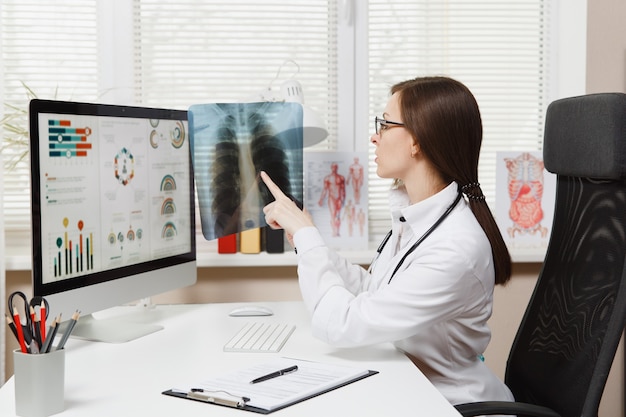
[[293, 227, 371, 311], [294, 227, 491, 347]]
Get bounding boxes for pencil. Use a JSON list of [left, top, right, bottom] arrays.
[[48, 314, 62, 353], [34, 314, 43, 349], [5, 314, 19, 342], [29, 305, 36, 328], [12, 306, 28, 353], [56, 310, 80, 350], [40, 300, 47, 341], [25, 306, 36, 345], [41, 314, 61, 353], [29, 339, 40, 354]]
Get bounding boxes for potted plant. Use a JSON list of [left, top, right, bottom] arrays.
[[1, 82, 41, 170]]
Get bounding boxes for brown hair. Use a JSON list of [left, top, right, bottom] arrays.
[[391, 76, 511, 285]]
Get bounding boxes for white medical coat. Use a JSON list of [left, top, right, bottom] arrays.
[[292, 182, 514, 406]]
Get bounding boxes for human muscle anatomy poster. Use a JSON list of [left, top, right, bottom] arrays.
[[304, 151, 368, 250]]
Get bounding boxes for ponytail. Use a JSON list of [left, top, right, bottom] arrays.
[[392, 76, 512, 285]]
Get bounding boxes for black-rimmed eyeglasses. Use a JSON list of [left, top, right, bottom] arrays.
[[374, 116, 405, 135]]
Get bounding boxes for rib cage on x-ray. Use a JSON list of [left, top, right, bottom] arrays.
[[210, 110, 292, 237]]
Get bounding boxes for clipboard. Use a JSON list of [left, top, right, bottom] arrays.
[[162, 358, 379, 414]]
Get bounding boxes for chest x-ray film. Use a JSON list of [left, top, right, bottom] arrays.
[[189, 102, 303, 241]]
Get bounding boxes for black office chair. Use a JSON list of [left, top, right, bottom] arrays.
[[455, 92, 626, 417]]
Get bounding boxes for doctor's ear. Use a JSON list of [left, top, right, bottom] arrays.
[[411, 143, 420, 158]]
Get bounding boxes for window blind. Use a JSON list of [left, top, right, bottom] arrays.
[[132, 0, 338, 252], [134, 1, 338, 124], [366, 0, 549, 239], [0, 0, 561, 256], [0, 0, 338, 252], [0, 0, 99, 247]]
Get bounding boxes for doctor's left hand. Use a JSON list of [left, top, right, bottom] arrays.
[[260, 171, 315, 243]]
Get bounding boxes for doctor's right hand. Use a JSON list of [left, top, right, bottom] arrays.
[[260, 171, 315, 244]]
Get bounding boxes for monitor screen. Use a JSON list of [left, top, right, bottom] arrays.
[[29, 99, 197, 342]]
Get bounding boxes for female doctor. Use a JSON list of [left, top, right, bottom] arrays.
[[260, 76, 515, 406]]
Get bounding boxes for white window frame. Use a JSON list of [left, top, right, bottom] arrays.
[[342, 0, 586, 262], [2, 0, 587, 269]]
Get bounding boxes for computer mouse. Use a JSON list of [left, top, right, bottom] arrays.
[[228, 305, 274, 317]]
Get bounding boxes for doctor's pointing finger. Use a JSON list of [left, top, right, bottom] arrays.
[[260, 171, 314, 241]]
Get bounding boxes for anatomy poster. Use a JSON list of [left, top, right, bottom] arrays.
[[304, 151, 368, 250], [189, 102, 303, 241], [495, 151, 556, 253]]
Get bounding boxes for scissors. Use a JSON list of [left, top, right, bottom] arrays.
[[8, 291, 50, 346]]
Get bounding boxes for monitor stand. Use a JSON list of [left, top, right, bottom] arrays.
[[58, 299, 164, 343]]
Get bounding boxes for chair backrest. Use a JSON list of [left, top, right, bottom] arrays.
[[505, 93, 626, 417]]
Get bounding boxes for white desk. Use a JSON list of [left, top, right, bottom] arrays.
[[0, 301, 461, 416]]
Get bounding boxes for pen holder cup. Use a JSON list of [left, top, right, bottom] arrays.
[[13, 349, 65, 417]]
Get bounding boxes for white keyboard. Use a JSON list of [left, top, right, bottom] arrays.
[[224, 322, 295, 353]]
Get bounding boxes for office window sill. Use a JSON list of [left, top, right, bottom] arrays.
[[4, 241, 544, 271]]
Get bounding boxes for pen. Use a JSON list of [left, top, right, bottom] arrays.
[[250, 365, 298, 384]]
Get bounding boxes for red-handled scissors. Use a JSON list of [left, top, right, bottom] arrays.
[[8, 291, 50, 349]]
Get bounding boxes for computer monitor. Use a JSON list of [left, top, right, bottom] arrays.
[[29, 99, 197, 343]]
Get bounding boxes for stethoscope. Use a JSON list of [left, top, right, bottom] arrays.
[[369, 192, 463, 284]]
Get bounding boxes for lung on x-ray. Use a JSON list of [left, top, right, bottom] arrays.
[[189, 102, 303, 241]]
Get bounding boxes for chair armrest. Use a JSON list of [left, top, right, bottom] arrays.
[[454, 401, 562, 417]]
